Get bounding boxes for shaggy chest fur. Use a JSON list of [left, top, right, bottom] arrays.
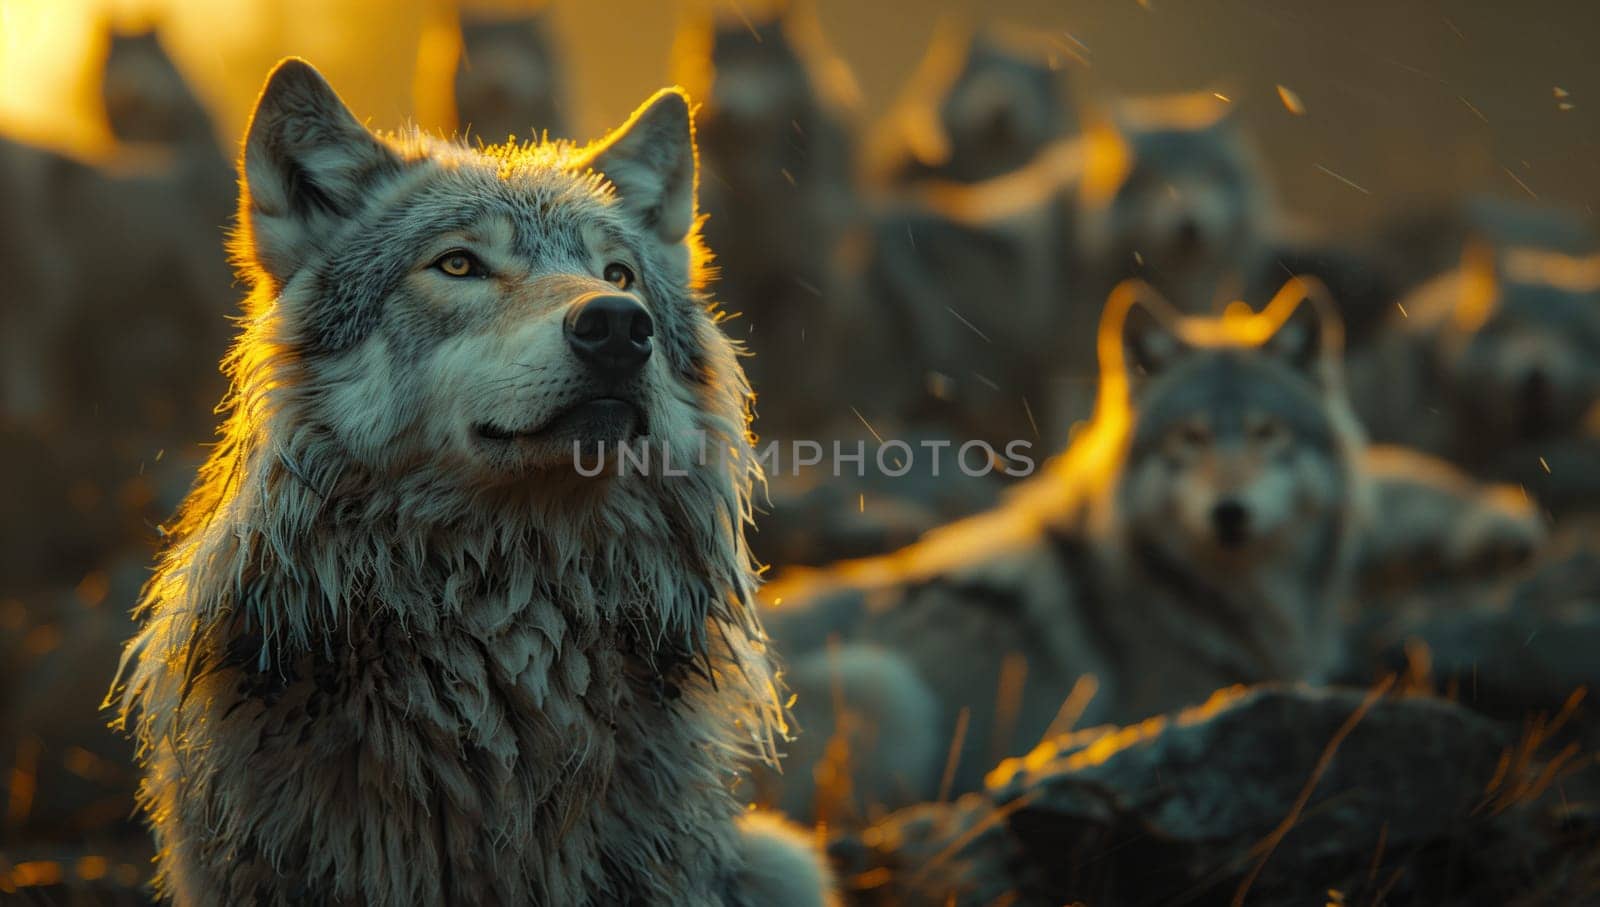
[[150, 555, 747, 907]]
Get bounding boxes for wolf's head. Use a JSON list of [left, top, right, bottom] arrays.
[[225, 60, 749, 521], [1080, 95, 1267, 310], [1433, 245, 1600, 446], [1100, 279, 1359, 567], [677, 8, 855, 197], [101, 26, 214, 146], [880, 24, 1074, 185], [454, 12, 567, 143]]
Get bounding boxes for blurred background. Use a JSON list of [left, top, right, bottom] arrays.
[[1, 0, 1597, 902], [2, 0, 1595, 228]]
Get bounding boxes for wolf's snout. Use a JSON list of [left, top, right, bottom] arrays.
[[1516, 367, 1554, 438], [566, 294, 654, 378], [1175, 216, 1201, 251], [1211, 499, 1250, 548]]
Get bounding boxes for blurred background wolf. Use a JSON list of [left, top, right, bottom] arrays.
[[1, 0, 1597, 903]]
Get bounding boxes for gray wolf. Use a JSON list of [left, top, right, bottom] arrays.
[[758, 278, 1367, 819], [0, 122, 234, 595], [1, 24, 234, 428], [870, 22, 1077, 186], [101, 26, 219, 149], [1350, 242, 1600, 514], [859, 93, 1274, 444], [112, 58, 832, 906], [856, 141, 1083, 445], [1354, 444, 1545, 605], [673, 7, 862, 435], [454, 10, 570, 143], [1076, 93, 1272, 318]]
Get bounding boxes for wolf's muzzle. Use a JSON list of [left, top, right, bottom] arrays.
[[566, 293, 654, 380], [1211, 499, 1250, 548]]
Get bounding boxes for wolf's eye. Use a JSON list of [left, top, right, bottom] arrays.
[[604, 262, 636, 290], [433, 250, 487, 278]]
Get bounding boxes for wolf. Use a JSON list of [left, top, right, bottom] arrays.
[[454, 10, 570, 144], [1, 24, 233, 427], [1077, 95, 1402, 357], [673, 7, 862, 435], [871, 23, 1076, 187], [1075, 93, 1272, 319], [101, 26, 219, 149], [111, 59, 832, 906], [1350, 242, 1600, 515], [1354, 444, 1546, 605], [0, 122, 235, 598], [859, 94, 1278, 445], [855, 140, 1084, 446], [759, 278, 1367, 819]]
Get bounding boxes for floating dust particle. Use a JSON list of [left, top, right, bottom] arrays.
[[849, 406, 886, 445], [1540, 456, 1551, 474], [1554, 86, 1570, 98], [1315, 164, 1371, 195], [945, 306, 992, 343], [1397, 302, 1409, 318], [1503, 166, 1538, 199], [858, 493, 864, 513], [1276, 84, 1306, 115], [1213, 91, 1232, 103]]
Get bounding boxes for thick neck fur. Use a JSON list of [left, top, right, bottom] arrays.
[[116, 299, 782, 905]]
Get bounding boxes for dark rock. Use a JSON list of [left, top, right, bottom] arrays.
[[834, 686, 1593, 906]]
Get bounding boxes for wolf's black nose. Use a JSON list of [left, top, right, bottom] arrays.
[[566, 294, 654, 377], [1175, 216, 1201, 251], [1211, 499, 1250, 548]]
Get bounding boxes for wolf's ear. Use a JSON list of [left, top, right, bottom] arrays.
[[1119, 293, 1190, 383], [239, 58, 402, 285], [581, 88, 697, 246], [1261, 277, 1343, 383]]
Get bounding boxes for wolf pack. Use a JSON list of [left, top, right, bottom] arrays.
[[1, 6, 1597, 905]]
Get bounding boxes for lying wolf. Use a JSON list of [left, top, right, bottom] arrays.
[[113, 59, 831, 906], [1351, 242, 1600, 514], [760, 279, 1368, 818], [870, 23, 1076, 186]]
